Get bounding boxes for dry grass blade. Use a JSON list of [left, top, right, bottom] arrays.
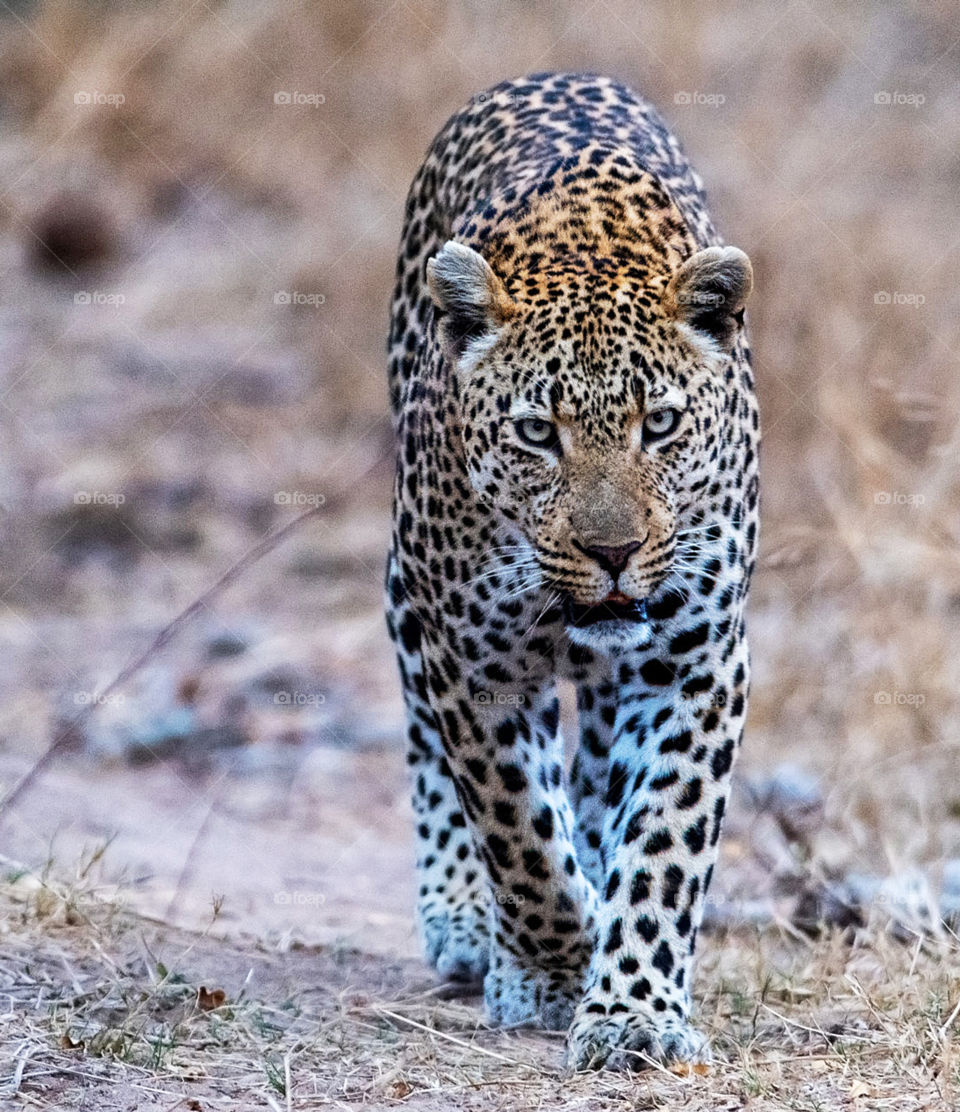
[[369, 1005, 547, 1071]]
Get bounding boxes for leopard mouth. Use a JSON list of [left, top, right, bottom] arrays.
[[563, 591, 649, 629]]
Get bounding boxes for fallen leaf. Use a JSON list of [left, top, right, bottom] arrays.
[[197, 985, 226, 1011], [849, 1080, 877, 1099], [178, 675, 201, 704], [670, 1062, 710, 1077]]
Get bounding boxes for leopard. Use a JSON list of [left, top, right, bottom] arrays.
[[385, 71, 759, 1071]]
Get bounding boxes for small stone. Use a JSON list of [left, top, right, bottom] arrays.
[[29, 193, 117, 271], [206, 632, 250, 659], [941, 859, 960, 900], [752, 762, 823, 813], [747, 763, 824, 847]]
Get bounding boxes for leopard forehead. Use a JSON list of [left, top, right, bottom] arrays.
[[459, 275, 721, 457], [447, 165, 726, 429], [494, 274, 712, 410]]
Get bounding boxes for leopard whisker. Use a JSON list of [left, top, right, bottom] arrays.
[[462, 557, 540, 587]]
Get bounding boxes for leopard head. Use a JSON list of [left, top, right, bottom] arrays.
[[427, 234, 752, 650]]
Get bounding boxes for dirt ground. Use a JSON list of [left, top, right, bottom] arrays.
[[2, 0, 960, 1108], [4, 848, 959, 1111]]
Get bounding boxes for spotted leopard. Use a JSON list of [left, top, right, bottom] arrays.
[[385, 71, 759, 1070]]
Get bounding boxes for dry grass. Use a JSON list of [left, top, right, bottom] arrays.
[[3, 858, 959, 1110], [0, 0, 959, 1107]]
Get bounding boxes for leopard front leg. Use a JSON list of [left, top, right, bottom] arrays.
[[568, 642, 749, 1070], [568, 678, 621, 891], [388, 564, 490, 982], [408, 719, 491, 982], [426, 670, 599, 1031]]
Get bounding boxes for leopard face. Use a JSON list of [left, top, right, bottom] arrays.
[[428, 234, 751, 651]]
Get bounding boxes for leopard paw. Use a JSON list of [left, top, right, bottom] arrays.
[[484, 955, 582, 1030], [567, 1006, 710, 1071], [419, 900, 490, 983]]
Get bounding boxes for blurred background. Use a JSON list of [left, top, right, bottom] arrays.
[[0, 0, 958, 953]]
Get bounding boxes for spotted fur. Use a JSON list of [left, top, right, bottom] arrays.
[[385, 72, 759, 1071]]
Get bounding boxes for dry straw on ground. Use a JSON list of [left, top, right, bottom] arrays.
[[2, 860, 958, 1109]]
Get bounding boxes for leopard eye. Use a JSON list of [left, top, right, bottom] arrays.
[[643, 407, 682, 442], [514, 417, 558, 450]]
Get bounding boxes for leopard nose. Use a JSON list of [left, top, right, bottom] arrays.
[[575, 540, 642, 575]]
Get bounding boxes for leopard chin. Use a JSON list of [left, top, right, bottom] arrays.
[[563, 594, 653, 652]]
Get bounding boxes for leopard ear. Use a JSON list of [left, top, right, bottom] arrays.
[[427, 242, 516, 361], [665, 246, 753, 350]]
